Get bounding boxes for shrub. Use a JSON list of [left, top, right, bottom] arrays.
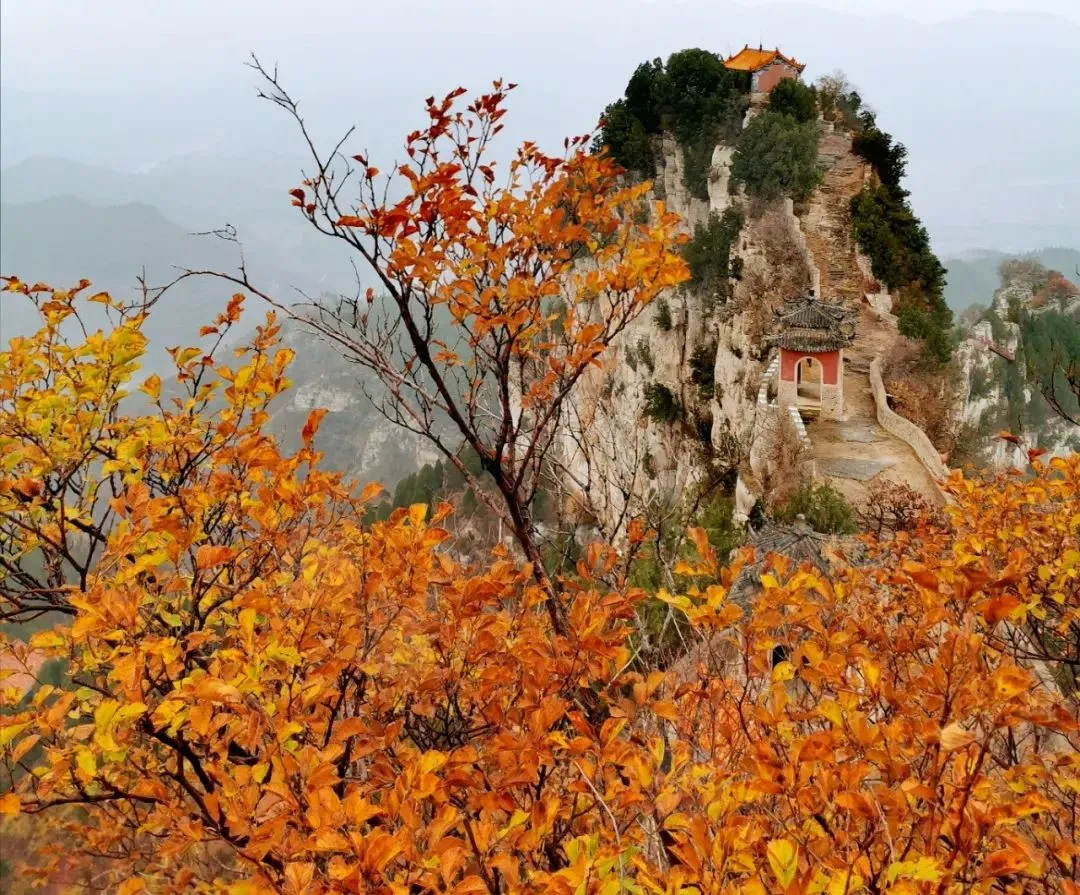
[[642, 381, 682, 423], [968, 363, 992, 400], [858, 480, 935, 535], [851, 183, 952, 362], [732, 111, 822, 202], [768, 78, 818, 123], [815, 70, 863, 129], [654, 298, 673, 331], [681, 207, 743, 308], [852, 121, 908, 193], [775, 481, 857, 535], [689, 340, 717, 397]]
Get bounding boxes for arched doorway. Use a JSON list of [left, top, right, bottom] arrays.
[[795, 356, 822, 409]]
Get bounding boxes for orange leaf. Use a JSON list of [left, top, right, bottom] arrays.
[[302, 408, 328, 447], [0, 792, 20, 815], [195, 544, 235, 570], [981, 595, 1021, 624], [940, 722, 975, 751]]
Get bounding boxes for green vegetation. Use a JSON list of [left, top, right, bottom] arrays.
[[595, 49, 750, 199], [681, 207, 743, 308], [369, 446, 487, 520], [852, 121, 908, 192], [774, 482, 857, 535], [628, 486, 743, 663], [1020, 309, 1080, 425], [768, 78, 818, 123], [642, 382, 683, 424], [731, 111, 822, 202], [850, 183, 952, 363], [625, 338, 655, 374], [847, 106, 953, 364], [654, 298, 674, 331], [689, 340, 717, 398]]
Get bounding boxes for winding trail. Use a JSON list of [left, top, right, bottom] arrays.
[[795, 130, 945, 508]]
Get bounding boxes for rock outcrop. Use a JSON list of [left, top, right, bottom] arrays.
[[954, 279, 1080, 468]]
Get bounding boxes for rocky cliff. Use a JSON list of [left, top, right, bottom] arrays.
[[954, 275, 1080, 469], [559, 133, 819, 538], [561, 111, 964, 538], [266, 323, 441, 488]]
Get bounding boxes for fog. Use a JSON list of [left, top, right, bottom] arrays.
[[2, 0, 1077, 260]]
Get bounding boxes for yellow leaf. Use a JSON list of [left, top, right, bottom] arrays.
[[420, 751, 448, 775], [0, 721, 30, 748], [76, 748, 97, 778], [767, 838, 799, 888], [140, 374, 161, 400], [29, 629, 66, 651]]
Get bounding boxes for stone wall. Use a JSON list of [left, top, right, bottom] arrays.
[[869, 356, 949, 491], [780, 198, 820, 294]]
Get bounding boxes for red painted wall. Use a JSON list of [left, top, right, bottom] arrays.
[[755, 63, 799, 94], [780, 348, 840, 385]]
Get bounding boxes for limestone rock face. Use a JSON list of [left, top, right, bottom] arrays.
[[562, 135, 813, 538]]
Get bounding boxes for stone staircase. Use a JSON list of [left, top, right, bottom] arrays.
[[794, 130, 946, 509], [800, 131, 871, 307]]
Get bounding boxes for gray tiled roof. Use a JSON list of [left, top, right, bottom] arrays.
[[729, 516, 830, 607], [767, 292, 856, 352]]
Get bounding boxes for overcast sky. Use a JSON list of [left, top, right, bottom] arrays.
[[1, 0, 1077, 253]]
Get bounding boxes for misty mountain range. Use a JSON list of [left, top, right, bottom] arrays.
[[3, 2, 1078, 255]]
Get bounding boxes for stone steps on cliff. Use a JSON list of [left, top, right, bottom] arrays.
[[800, 130, 871, 307]]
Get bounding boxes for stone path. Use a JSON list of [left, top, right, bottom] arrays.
[[800, 131, 870, 304], [796, 129, 945, 511], [807, 366, 944, 509]]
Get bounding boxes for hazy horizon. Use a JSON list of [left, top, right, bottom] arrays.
[[2, 0, 1078, 257]]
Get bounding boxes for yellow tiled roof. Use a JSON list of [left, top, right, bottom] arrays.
[[724, 45, 805, 74]]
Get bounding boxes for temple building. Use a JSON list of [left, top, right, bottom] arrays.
[[768, 291, 856, 421], [724, 45, 805, 95]]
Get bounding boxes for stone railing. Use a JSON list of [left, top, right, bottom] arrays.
[[869, 357, 949, 489], [757, 354, 779, 407], [780, 198, 821, 295], [736, 356, 817, 526]]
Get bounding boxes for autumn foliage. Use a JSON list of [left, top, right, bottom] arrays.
[[2, 88, 1080, 895]]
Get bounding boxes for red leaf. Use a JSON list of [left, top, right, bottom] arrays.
[[195, 544, 235, 570], [302, 408, 328, 447]]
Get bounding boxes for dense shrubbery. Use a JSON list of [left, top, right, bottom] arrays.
[[654, 297, 674, 330], [852, 121, 908, 192], [595, 49, 750, 198], [732, 111, 822, 201], [774, 481, 857, 534], [768, 77, 818, 123], [689, 340, 717, 398], [850, 182, 952, 362], [1020, 308, 1080, 424], [370, 446, 487, 520], [835, 87, 953, 363], [643, 381, 683, 423], [681, 207, 743, 307]]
